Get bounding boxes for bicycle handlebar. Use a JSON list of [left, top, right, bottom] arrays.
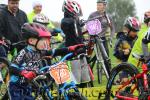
[[39, 53, 73, 72]]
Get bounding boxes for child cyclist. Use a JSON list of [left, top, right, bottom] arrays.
[[8, 22, 84, 100], [113, 17, 140, 83]]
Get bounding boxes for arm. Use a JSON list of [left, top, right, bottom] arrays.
[[142, 30, 150, 56], [0, 11, 6, 39], [46, 44, 85, 57], [9, 49, 26, 75], [107, 14, 115, 38]]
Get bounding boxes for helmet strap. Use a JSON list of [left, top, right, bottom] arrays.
[[35, 38, 41, 51], [27, 38, 41, 51]]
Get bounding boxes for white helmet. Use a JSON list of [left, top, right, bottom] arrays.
[[33, 14, 49, 25], [62, 0, 82, 17]]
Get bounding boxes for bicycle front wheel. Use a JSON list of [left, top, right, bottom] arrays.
[[105, 62, 143, 100]]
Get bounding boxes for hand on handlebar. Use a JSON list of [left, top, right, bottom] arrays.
[[20, 70, 36, 81], [68, 44, 84, 52]]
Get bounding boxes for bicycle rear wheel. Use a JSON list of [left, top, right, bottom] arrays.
[[105, 62, 143, 100]]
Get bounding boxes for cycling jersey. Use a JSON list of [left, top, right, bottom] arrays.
[[61, 14, 83, 47]]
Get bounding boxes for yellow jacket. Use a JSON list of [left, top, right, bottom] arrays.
[[27, 11, 63, 42], [128, 24, 149, 69]]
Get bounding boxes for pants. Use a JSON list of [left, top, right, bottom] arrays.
[[8, 82, 34, 100]]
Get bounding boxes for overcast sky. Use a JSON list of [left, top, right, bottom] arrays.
[[0, 0, 150, 22]]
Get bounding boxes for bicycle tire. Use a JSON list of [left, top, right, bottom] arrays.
[[105, 62, 143, 100]]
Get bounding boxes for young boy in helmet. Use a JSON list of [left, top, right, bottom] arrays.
[[61, 0, 92, 87], [33, 13, 64, 43], [8, 22, 84, 100], [61, 0, 83, 47], [114, 17, 140, 84]]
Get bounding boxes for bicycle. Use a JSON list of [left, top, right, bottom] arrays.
[[0, 40, 26, 100], [0, 57, 11, 99], [40, 53, 87, 100], [83, 18, 111, 84], [105, 53, 150, 100]]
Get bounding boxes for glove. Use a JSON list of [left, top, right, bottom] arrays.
[[68, 44, 84, 52], [20, 70, 36, 80]]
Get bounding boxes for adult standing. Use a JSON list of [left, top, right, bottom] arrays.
[[28, 0, 64, 42], [0, 0, 28, 51], [88, 0, 115, 75], [88, 0, 115, 56], [28, 0, 55, 29]]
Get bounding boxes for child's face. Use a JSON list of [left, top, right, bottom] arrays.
[[128, 31, 138, 38], [36, 38, 51, 50]]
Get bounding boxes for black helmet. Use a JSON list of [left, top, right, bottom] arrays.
[[124, 17, 140, 32], [21, 23, 51, 40], [97, 0, 107, 4]]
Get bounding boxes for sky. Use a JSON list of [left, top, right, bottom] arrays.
[[0, 0, 150, 22]]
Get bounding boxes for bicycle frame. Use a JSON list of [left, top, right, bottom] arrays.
[[115, 58, 150, 99], [40, 53, 85, 99], [88, 35, 110, 79]]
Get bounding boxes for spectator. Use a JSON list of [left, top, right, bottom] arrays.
[[0, 0, 28, 51], [28, 0, 64, 42], [88, 0, 115, 56]]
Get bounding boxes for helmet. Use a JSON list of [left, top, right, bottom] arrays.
[[33, 14, 49, 25], [144, 11, 150, 24], [62, 0, 82, 17], [124, 17, 140, 32], [21, 23, 51, 40], [97, 0, 107, 4]]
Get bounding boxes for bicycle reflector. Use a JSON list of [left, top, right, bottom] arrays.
[[86, 19, 102, 35]]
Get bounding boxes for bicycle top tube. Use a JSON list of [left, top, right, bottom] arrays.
[[40, 53, 73, 72]]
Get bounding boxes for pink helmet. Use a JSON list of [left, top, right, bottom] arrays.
[[62, 0, 82, 17], [21, 23, 51, 39], [124, 17, 140, 32]]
